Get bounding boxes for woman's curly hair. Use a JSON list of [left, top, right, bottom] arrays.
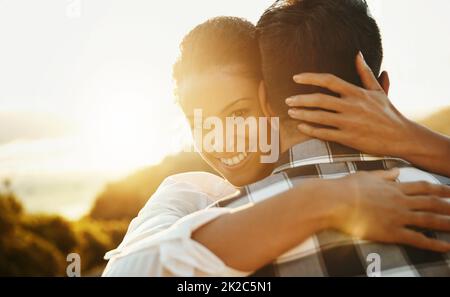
[[173, 16, 262, 99]]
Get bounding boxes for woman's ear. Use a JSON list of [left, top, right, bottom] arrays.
[[258, 81, 275, 117], [378, 71, 390, 95]]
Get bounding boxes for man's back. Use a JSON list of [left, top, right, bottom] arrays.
[[212, 139, 450, 276]]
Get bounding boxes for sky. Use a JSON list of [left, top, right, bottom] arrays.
[[0, 0, 277, 179], [0, 0, 449, 217]]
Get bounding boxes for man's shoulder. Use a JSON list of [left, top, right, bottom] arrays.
[[398, 166, 450, 185]]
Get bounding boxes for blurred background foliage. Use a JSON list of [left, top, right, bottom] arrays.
[[0, 151, 214, 276], [0, 108, 448, 276], [420, 107, 450, 136]]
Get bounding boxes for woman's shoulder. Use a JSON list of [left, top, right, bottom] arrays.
[[156, 171, 237, 201]]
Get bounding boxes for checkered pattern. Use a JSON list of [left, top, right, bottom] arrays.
[[209, 139, 450, 277]]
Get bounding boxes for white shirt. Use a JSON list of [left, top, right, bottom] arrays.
[[102, 171, 250, 277]]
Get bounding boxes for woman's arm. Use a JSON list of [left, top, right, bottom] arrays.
[[193, 170, 450, 272], [193, 176, 332, 272], [398, 120, 450, 177], [285, 52, 450, 176]]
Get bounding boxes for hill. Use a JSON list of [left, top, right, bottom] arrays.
[[89, 152, 215, 221], [419, 107, 450, 136]]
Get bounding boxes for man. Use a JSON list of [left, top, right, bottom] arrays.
[[209, 0, 450, 276]]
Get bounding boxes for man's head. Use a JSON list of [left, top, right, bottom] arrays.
[[257, 0, 383, 131]]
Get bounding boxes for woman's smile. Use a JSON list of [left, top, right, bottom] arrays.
[[217, 151, 252, 169]]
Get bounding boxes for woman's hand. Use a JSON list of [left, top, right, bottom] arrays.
[[286, 52, 450, 176], [328, 169, 450, 252]]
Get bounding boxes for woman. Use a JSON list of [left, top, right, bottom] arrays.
[[103, 17, 450, 276]]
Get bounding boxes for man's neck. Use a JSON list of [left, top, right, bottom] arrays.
[[279, 126, 313, 155]]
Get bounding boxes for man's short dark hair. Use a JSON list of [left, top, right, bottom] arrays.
[[257, 0, 383, 119]]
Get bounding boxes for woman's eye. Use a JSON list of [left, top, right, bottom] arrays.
[[230, 110, 246, 118]]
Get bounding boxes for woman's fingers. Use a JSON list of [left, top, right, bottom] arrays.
[[296, 123, 343, 142], [293, 73, 362, 96], [405, 195, 450, 215], [285, 93, 349, 112], [288, 109, 345, 128], [355, 52, 384, 92], [397, 229, 450, 253], [378, 71, 390, 94], [406, 212, 450, 232], [398, 181, 450, 197]]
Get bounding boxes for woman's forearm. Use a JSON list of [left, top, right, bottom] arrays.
[[192, 179, 334, 272], [400, 119, 450, 177]]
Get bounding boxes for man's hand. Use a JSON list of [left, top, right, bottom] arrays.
[[329, 169, 450, 252]]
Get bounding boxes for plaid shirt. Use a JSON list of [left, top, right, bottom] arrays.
[[209, 139, 450, 277]]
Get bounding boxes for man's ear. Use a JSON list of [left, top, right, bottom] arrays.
[[378, 71, 390, 95], [258, 81, 276, 117]]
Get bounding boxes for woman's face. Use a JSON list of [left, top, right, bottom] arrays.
[[179, 66, 275, 187]]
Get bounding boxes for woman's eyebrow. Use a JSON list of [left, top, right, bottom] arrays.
[[185, 98, 252, 120], [219, 97, 252, 114]]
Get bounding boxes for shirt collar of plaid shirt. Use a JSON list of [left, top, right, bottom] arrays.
[[272, 138, 395, 175], [213, 138, 408, 208]]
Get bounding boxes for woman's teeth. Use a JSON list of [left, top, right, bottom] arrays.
[[220, 152, 248, 166]]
